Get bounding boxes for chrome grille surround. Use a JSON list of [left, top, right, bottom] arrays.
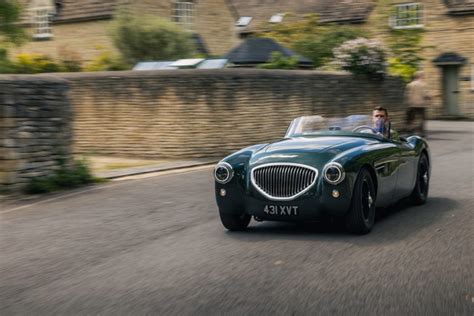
[[251, 163, 319, 201]]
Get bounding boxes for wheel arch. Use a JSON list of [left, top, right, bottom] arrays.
[[362, 164, 378, 198]]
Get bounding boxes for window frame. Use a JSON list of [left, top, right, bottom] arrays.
[[389, 2, 424, 30], [171, 0, 194, 31], [32, 7, 54, 40]]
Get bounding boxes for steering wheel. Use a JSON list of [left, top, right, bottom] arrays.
[[352, 125, 377, 134]]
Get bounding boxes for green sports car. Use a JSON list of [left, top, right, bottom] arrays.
[[214, 115, 431, 234]]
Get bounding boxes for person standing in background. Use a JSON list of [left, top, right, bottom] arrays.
[[405, 71, 431, 136]]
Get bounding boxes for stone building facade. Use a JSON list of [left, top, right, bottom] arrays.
[[13, 0, 238, 62], [365, 0, 474, 119], [230, 0, 474, 119]]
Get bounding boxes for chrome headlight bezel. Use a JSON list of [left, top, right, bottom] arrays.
[[323, 162, 345, 185], [214, 162, 234, 184]]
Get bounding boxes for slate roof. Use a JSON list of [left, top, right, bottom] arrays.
[[224, 37, 312, 67], [19, 0, 118, 24], [443, 0, 474, 15], [228, 0, 374, 33], [53, 0, 118, 22]]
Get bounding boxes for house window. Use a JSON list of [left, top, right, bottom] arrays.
[[33, 8, 53, 39], [172, 0, 194, 30], [390, 3, 423, 29]]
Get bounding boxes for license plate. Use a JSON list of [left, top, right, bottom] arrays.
[[263, 205, 298, 216]]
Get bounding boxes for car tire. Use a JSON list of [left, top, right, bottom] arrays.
[[345, 168, 376, 234], [409, 154, 430, 205], [219, 211, 251, 231]]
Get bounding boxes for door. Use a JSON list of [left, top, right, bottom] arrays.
[[373, 144, 401, 207], [395, 141, 418, 199], [442, 66, 460, 116]]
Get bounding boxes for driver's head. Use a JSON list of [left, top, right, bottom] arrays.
[[372, 106, 388, 124]]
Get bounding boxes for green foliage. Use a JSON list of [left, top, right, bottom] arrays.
[[0, 0, 27, 45], [25, 159, 98, 194], [110, 12, 194, 64], [386, 29, 425, 82], [258, 51, 298, 70], [0, 52, 83, 74], [256, 15, 364, 68], [85, 50, 129, 71], [293, 27, 363, 68], [372, 0, 425, 82]]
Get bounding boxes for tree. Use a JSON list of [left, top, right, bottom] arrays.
[[0, 0, 27, 45], [256, 14, 363, 68], [110, 12, 194, 64]]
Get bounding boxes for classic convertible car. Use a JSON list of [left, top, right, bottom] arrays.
[[214, 115, 430, 234]]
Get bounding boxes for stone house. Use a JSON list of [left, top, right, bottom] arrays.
[[12, 0, 474, 118], [230, 0, 474, 119], [13, 0, 238, 61]]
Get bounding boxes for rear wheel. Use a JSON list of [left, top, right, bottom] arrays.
[[345, 168, 376, 234], [219, 211, 251, 231], [410, 154, 430, 205]]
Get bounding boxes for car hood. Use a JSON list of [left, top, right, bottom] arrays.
[[249, 136, 376, 168]]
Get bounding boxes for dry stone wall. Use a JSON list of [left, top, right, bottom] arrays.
[[0, 75, 71, 191], [62, 69, 406, 159]]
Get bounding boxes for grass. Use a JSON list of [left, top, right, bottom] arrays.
[[25, 159, 104, 194]]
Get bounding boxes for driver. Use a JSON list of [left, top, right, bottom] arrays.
[[372, 106, 399, 140]]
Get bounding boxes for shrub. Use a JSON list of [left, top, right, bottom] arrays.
[[293, 27, 363, 68], [0, 52, 83, 74], [14, 53, 61, 73], [333, 38, 387, 79], [258, 52, 298, 70], [110, 12, 194, 64], [85, 50, 129, 71], [25, 159, 98, 194]]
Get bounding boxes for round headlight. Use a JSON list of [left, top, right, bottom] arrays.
[[323, 162, 345, 185], [214, 162, 234, 184]]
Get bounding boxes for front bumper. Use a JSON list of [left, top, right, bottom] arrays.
[[215, 178, 353, 221]]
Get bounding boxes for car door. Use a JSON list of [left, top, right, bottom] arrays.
[[394, 139, 418, 199], [373, 143, 401, 207]]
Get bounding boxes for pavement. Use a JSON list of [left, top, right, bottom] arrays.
[[0, 120, 473, 315]]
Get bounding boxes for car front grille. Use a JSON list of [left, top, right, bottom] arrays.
[[251, 163, 318, 200]]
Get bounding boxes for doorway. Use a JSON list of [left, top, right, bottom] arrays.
[[441, 66, 460, 116]]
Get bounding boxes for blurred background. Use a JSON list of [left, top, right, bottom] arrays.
[[1, 2, 473, 315]]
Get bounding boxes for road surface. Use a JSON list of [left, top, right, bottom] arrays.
[[1, 121, 473, 315]]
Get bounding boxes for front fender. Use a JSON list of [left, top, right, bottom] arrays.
[[215, 144, 267, 214]]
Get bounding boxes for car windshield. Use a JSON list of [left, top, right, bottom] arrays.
[[285, 115, 378, 138]]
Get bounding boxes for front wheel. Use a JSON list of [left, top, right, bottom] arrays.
[[345, 168, 376, 234], [219, 211, 251, 231], [409, 154, 430, 205]]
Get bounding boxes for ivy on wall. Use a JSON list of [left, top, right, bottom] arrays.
[[373, 0, 427, 82]]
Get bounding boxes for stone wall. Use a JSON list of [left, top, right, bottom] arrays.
[[0, 75, 71, 191], [61, 69, 406, 159]]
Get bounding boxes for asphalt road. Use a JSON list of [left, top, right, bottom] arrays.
[[1, 121, 473, 315]]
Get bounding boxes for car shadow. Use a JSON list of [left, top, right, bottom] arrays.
[[225, 197, 458, 245]]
